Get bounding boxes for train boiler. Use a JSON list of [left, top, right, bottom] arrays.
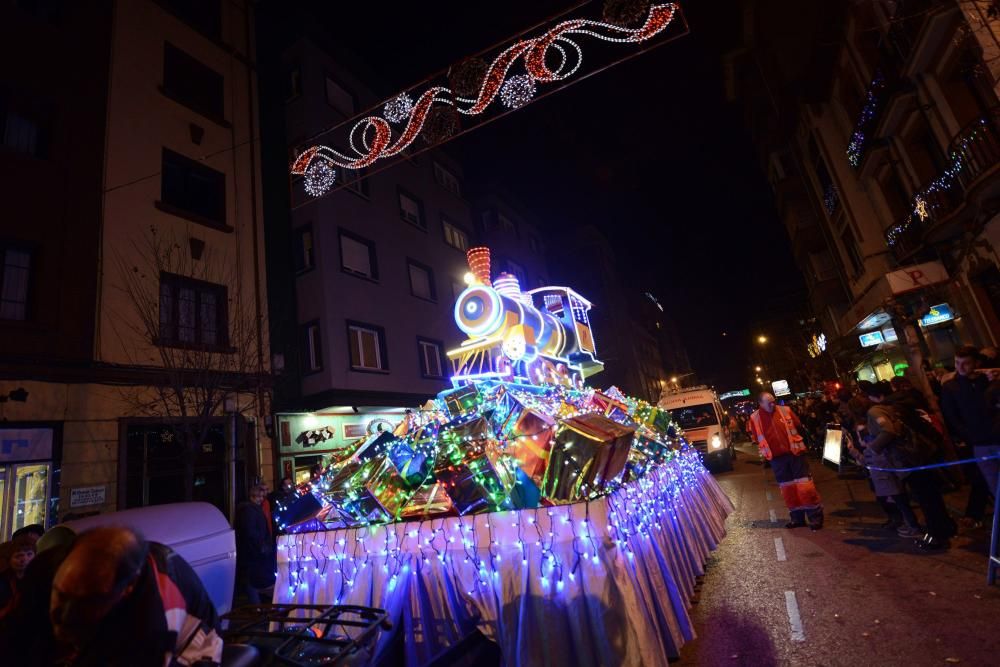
[[448, 247, 604, 387]]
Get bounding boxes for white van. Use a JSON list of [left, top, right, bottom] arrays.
[[658, 386, 734, 471]]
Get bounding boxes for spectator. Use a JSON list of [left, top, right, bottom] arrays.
[[0, 535, 36, 616], [1, 526, 222, 666], [865, 382, 955, 550], [11, 524, 45, 548], [234, 483, 276, 605], [941, 346, 998, 498]]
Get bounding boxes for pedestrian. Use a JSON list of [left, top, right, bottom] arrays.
[[268, 476, 295, 535], [864, 382, 955, 550], [940, 346, 998, 499], [234, 483, 276, 605], [0, 534, 36, 616], [0, 526, 222, 666], [748, 392, 823, 530]]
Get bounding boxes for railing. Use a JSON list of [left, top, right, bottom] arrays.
[[884, 106, 1000, 256], [885, 0, 947, 66]]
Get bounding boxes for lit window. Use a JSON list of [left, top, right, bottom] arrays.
[[348, 323, 385, 371], [442, 219, 469, 251]]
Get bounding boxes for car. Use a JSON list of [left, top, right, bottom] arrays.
[[658, 386, 735, 471]]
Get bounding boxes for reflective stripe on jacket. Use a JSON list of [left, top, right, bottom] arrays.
[[749, 405, 805, 460]]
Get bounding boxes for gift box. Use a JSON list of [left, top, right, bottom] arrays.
[[329, 457, 414, 526], [440, 384, 481, 418], [591, 392, 630, 422], [542, 413, 635, 501], [399, 481, 454, 519], [506, 467, 541, 509], [386, 431, 437, 488], [622, 448, 652, 483], [506, 410, 556, 484], [492, 387, 528, 438], [638, 406, 673, 435], [435, 419, 516, 514], [353, 430, 399, 463], [272, 491, 325, 531]]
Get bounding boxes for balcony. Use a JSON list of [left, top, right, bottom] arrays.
[[885, 106, 1000, 259], [885, 0, 955, 68]]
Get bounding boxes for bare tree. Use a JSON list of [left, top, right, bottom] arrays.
[[110, 225, 269, 506]]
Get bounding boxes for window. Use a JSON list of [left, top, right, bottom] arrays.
[[300, 321, 323, 373], [498, 213, 517, 235], [285, 66, 302, 102], [158, 273, 228, 348], [325, 76, 355, 117], [407, 260, 436, 301], [293, 225, 314, 273], [1, 97, 47, 159], [442, 218, 469, 251], [0, 246, 31, 321], [398, 190, 425, 229], [332, 152, 369, 197], [160, 148, 226, 225], [433, 161, 461, 196], [348, 321, 387, 371], [162, 43, 224, 120], [159, 0, 221, 40], [418, 338, 444, 378], [339, 230, 377, 279]]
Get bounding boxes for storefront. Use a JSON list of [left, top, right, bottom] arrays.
[[0, 422, 62, 539], [274, 408, 409, 484]]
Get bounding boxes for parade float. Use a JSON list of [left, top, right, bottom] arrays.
[[273, 247, 733, 666]]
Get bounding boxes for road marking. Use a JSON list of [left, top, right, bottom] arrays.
[[765, 491, 773, 501], [785, 591, 805, 641], [769, 509, 777, 523], [774, 537, 787, 561]]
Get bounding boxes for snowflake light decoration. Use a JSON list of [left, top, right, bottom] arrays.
[[303, 160, 336, 197], [500, 74, 536, 109], [383, 93, 414, 124]]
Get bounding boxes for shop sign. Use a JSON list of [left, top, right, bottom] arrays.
[[0, 428, 53, 463], [277, 411, 406, 453], [771, 380, 791, 397], [807, 333, 827, 358], [719, 389, 750, 400], [886, 261, 948, 295], [859, 331, 885, 347], [70, 485, 107, 508], [919, 303, 953, 327], [882, 327, 898, 342]]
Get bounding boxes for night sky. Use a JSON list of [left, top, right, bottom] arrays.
[[294, 0, 807, 389]]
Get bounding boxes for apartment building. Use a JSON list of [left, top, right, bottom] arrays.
[[258, 31, 483, 484], [0, 0, 269, 533], [474, 191, 551, 290], [726, 0, 1000, 383]]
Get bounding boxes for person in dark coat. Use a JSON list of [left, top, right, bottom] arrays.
[[234, 484, 275, 604]]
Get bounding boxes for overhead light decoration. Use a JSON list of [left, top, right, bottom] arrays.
[[383, 93, 414, 124], [302, 159, 336, 197], [499, 74, 536, 108], [290, 3, 682, 195]]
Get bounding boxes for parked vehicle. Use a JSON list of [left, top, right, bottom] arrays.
[[658, 386, 735, 471]]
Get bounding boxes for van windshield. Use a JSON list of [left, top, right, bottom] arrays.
[[669, 403, 718, 429]]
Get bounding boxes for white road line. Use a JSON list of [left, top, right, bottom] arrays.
[[769, 509, 777, 523], [765, 490, 773, 501], [774, 537, 787, 561], [785, 590, 805, 642]]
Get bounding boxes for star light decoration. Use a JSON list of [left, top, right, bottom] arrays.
[[290, 3, 680, 195]]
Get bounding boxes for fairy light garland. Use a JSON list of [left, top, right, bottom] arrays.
[[846, 70, 886, 168], [290, 4, 680, 192]]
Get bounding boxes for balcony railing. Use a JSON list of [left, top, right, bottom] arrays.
[[885, 106, 1000, 256], [885, 0, 947, 66]]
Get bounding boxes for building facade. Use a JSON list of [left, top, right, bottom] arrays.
[[0, 0, 270, 534], [726, 0, 1000, 385], [260, 34, 481, 484]]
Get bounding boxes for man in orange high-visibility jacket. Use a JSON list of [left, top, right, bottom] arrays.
[[749, 392, 824, 530]]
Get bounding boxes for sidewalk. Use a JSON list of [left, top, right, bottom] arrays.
[[676, 442, 1000, 666]]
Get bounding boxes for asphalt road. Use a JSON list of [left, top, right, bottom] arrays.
[[676, 441, 1000, 667]]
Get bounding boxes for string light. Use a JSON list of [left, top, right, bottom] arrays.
[[290, 4, 680, 192], [500, 74, 537, 108], [302, 159, 336, 197], [846, 70, 885, 168]]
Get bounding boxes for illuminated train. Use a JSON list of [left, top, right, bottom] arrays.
[[448, 247, 604, 387]]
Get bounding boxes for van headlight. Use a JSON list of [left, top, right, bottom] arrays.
[[710, 434, 723, 450]]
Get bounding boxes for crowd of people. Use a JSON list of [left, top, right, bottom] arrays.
[[748, 345, 999, 553]]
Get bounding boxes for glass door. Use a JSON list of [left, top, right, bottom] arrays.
[[11, 463, 50, 535]]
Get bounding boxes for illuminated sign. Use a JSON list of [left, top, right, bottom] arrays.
[[719, 389, 751, 400], [882, 327, 898, 342], [822, 426, 842, 466], [859, 331, 885, 347], [807, 333, 828, 358], [771, 380, 791, 397], [919, 303, 953, 327]]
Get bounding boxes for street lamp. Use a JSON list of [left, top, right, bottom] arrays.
[[754, 366, 762, 372], [670, 376, 678, 384], [757, 335, 768, 344]]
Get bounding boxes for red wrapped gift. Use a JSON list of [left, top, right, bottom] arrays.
[[507, 409, 556, 484]]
